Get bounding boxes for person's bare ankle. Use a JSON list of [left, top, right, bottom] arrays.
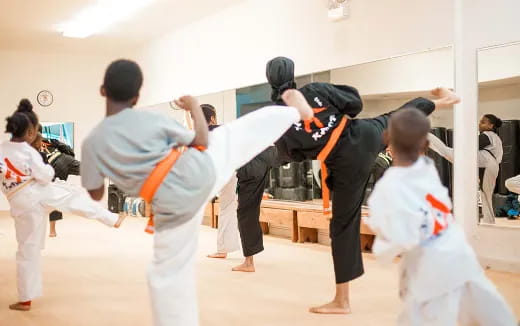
[[232, 257, 255, 272], [114, 213, 126, 228], [309, 300, 351, 314], [9, 301, 31, 311]]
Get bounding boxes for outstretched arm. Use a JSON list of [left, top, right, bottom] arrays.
[[174, 96, 208, 148], [428, 133, 454, 163]]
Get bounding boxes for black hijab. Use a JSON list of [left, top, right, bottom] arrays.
[[266, 56, 297, 103]]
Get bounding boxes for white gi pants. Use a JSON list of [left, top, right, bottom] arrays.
[[148, 105, 300, 326], [9, 180, 118, 302], [216, 173, 240, 253], [428, 134, 499, 224], [398, 274, 516, 326]]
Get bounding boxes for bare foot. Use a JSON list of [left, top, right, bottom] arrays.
[[282, 89, 314, 120], [232, 257, 255, 272], [232, 262, 255, 272], [49, 232, 57, 238], [309, 301, 351, 314], [114, 214, 126, 228], [9, 302, 31, 311], [207, 252, 227, 259]]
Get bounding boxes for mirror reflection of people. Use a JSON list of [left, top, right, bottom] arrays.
[[30, 132, 60, 237], [35, 125, 82, 237], [428, 114, 503, 224]]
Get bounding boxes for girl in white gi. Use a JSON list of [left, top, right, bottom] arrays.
[[80, 59, 313, 326], [1, 99, 123, 311], [366, 108, 516, 325], [201, 104, 241, 259], [428, 114, 503, 224]]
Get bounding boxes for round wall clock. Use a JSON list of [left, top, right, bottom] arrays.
[[37, 90, 53, 107]]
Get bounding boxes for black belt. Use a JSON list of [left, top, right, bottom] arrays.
[[484, 149, 496, 160]]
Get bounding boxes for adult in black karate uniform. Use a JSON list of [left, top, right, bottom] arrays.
[[233, 56, 460, 314]]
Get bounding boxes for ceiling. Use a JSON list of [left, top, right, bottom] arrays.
[[0, 0, 245, 53]]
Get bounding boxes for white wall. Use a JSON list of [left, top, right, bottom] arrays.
[[479, 83, 520, 121], [136, 0, 453, 106], [478, 42, 520, 82], [455, 0, 520, 272], [331, 47, 454, 96], [0, 49, 137, 210]]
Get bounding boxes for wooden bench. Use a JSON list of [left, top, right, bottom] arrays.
[[205, 198, 375, 250], [260, 199, 375, 248], [259, 201, 299, 242]]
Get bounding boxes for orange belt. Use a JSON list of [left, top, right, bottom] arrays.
[[316, 115, 349, 217], [140, 148, 183, 234]]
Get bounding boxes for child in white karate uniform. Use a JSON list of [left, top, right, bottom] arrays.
[[366, 108, 516, 325], [1, 99, 123, 311], [80, 59, 313, 326]]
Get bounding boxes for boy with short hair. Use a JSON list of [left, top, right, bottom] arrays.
[[81, 59, 313, 326], [366, 108, 516, 325]]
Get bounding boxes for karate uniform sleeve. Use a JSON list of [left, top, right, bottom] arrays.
[[28, 147, 54, 185], [479, 133, 491, 150], [428, 133, 454, 163], [80, 140, 104, 190], [365, 97, 436, 138], [367, 184, 423, 264], [309, 83, 363, 118], [395, 97, 436, 116], [163, 117, 196, 147]]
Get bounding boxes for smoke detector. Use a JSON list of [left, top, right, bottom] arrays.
[[328, 0, 349, 21]]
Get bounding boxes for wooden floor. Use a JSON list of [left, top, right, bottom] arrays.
[[0, 214, 519, 326], [494, 217, 520, 228]]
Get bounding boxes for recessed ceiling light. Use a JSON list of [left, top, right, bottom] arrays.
[[58, 0, 154, 38]]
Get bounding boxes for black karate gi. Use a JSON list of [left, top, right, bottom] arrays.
[[237, 81, 435, 284]]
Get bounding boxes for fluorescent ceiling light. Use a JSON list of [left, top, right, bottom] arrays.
[[58, 0, 154, 38]]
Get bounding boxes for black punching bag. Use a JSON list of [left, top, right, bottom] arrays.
[[496, 120, 520, 194], [274, 161, 310, 201], [108, 184, 126, 213]]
